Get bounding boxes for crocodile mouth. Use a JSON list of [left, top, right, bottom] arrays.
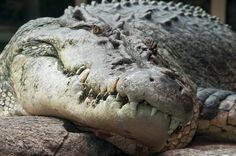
[[78, 84, 160, 117], [69, 66, 187, 118], [76, 75, 160, 117], [63, 65, 197, 151], [71, 66, 192, 116], [73, 68, 198, 153]]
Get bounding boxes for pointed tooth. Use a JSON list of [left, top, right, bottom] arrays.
[[116, 93, 123, 101], [130, 102, 138, 111], [96, 93, 101, 99], [102, 0, 108, 3], [95, 93, 102, 103], [76, 66, 86, 75], [100, 86, 107, 95], [151, 107, 158, 117], [103, 92, 109, 100], [83, 87, 87, 92], [168, 117, 181, 134], [79, 69, 90, 83], [106, 95, 114, 102], [111, 78, 119, 94], [181, 88, 187, 95], [84, 97, 90, 104], [89, 89, 93, 95], [91, 1, 97, 6]]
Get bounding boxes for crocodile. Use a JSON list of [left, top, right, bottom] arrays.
[[1, 0, 236, 155]]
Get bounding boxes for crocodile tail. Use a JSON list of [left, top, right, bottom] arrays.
[[197, 88, 236, 142]]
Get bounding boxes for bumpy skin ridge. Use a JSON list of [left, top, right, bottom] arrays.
[[0, 1, 236, 155], [85, 0, 236, 90]]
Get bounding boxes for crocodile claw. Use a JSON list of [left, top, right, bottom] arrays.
[[151, 107, 158, 117]]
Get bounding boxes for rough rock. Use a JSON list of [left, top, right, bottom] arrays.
[[0, 116, 126, 156]]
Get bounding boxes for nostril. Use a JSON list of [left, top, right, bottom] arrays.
[[149, 77, 154, 82], [167, 73, 176, 80]]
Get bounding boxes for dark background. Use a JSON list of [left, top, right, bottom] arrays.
[[0, 0, 235, 52]]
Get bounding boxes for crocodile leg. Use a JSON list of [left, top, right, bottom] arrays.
[[197, 88, 236, 142]]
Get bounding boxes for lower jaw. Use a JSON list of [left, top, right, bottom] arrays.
[[27, 97, 170, 151], [25, 95, 196, 155], [74, 100, 171, 148]]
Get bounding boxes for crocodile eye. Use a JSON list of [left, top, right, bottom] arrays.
[[92, 25, 103, 34]]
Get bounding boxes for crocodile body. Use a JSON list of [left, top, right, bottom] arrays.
[[1, 1, 236, 155]]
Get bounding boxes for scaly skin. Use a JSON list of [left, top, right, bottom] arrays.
[[0, 1, 236, 155]]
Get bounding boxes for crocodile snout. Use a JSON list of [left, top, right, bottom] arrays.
[[117, 68, 194, 120]]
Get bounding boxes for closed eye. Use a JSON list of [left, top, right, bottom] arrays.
[[69, 23, 92, 31]]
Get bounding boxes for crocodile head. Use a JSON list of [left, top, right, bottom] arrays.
[[9, 6, 198, 154]]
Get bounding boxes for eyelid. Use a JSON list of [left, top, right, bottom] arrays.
[[69, 23, 92, 31]]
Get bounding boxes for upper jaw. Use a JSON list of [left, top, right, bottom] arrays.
[[70, 64, 194, 121], [72, 65, 195, 130]]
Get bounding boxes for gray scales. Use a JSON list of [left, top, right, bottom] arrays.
[[0, 0, 236, 155]]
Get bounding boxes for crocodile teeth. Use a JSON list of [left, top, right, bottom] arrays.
[[102, 0, 108, 4], [76, 65, 86, 75], [181, 88, 188, 95], [91, 1, 97, 6], [79, 69, 90, 83], [116, 93, 123, 101], [88, 89, 94, 97], [103, 92, 109, 100], [151, 107, 158, 116], [95, 93, 102, 103], [111, 78, 119, 94], [89, 89, 93, 95], [84, 97, 91, 104], [106, 95, 115, 102], [130, 102, 138, 111]]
